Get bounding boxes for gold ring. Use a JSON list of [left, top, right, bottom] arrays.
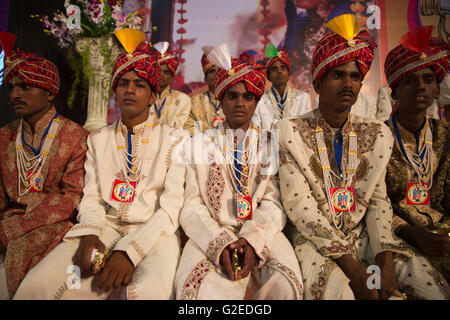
[[402, 293, 408, 300]]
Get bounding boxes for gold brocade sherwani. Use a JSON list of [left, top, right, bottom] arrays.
[[183, 90, 225, 136], [276, 108, 449, 300], [0, 107, 88, 298], [150, 86, 191, 129], [386, 118, 450, 283]]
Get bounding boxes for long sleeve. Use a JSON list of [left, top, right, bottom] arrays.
[[279, 148, 352, 258], [113, 148, 186, 267], [65, 134, 107, 238], [180, 164, 237, 266], [184, 112, 196, 136], [365, 169, 412, 258], [238, 175, 286, 267], [172, 93, 192, 129], [0, 132, 87, 245]]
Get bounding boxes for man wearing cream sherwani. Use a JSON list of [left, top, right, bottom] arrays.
[[13, 38, 187, 300], [175, 44, 303, 300], [150, 42, 191, 129]]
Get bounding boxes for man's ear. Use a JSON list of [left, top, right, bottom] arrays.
[[46, 91, 56, 102], [434, 84, 440, 100], [148, 92, 157, 105], [313, 80, 321, 94], [391, 87, 398, 100]]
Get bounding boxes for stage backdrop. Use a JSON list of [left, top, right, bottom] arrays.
[[0, 0, 445, 126]]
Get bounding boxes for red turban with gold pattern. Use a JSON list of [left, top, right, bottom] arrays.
[[264, 48, 290, 72], [111, 41, 161, 94], [201, 53, 214, 74], [311, 30, 376, 82], [4, 49, 60, 95], [385, 27, 449, 89], [159, 52, 179, 77], [215, 57, 266, 101]]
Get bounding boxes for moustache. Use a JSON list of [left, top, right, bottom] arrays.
[[337, 90, 355, 97], [11, 99, 27, 106]]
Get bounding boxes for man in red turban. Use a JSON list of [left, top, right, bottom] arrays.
[[184, 51, 223, 136], [14, 35, 188, 300], [384, 26, 450, 286], [151, 42, 191, 129], [276, 13, 448, 300], [253, 43, 311, 129], [0, 43, 88, 299], [175, 43, 303, 300]]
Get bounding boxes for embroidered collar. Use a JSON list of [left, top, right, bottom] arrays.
[[22, 106, 57, 139]]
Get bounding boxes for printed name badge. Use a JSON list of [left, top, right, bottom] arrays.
[[236, 195, 252, 220], [330, 187, 356, 212], [213, 117, 225, 128], [111, 179, 136, 203], [27, 171, 44, 192], [406, 182, 430, 206]]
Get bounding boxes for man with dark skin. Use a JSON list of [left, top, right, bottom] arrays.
[[252, 46, 311, 129], [313, 60, 401, 300], [14, 40, 187, 300], [175, 47, 302, 300], [151, 43, 191, 129], [384, 31, 450, 285], [276, 14, 448, 300], [0, 47, 88, 299], [184, 52, 224, 136]]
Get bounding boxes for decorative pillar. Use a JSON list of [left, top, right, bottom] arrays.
[[76, 36, 121, 131]]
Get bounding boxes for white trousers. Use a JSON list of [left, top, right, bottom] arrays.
[[13, 225, 180, 300]]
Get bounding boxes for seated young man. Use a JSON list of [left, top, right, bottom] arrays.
[[175, 45, 303, 300], [252, 44, 311, 129], [184, 52, 224, 136], [276, 14, 449, 300], [13, 38, 188, 300], [151, 42, 191, 129], [0, 45, 88, 299], [384, 27, 450, 284]]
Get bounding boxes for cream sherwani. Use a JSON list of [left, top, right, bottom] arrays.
[[14, 115, 188, 300], [252, 85, 311, 129], [150, 86, 191, 129], [175, 128, 303, 300], [276, 109, 448, 300], [184, 90, 225, 136]]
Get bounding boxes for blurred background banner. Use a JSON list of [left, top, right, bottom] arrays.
[[0, 0, 448, 126]]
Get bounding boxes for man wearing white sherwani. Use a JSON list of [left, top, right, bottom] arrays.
[[175, 44, 303, 300], [252, 44, 311, 129], [14, 36, 187, 300]]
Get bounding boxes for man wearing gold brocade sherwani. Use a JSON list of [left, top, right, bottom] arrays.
[[184, 51, 225, 136], [0, 45, 88, 299], [175, 44, 303, 300], [384, 26, 450, 286], [14, 37, 188, 300], [276, 13, 449, 300]]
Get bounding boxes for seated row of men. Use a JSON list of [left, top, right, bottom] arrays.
[[0, 16, 449, 300]]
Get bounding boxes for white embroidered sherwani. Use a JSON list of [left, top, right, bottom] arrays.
[[14, 115, 188, 300], [252, 85, 311, 129], [184, 90, 225, 136], [175, 128, 303, 300], [150, 86, 191, 129], [276, 108, 449, 300]]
